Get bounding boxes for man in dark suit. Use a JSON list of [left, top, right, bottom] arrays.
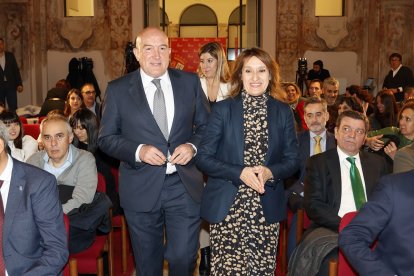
[[98, 27, 210, 276], [289, 111, 388, 275], [382, 52, 414, 102], [286, 97, 336, 257], [0, 121, 68, 275], [339, 170, 414, 276], [287, 97, 336, 202], [0, 38, 23, 111]]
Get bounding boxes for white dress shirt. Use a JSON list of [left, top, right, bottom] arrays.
[[135, 69, 177, 174], [337, 147, 367, 217], [309, 130, 327, 156]]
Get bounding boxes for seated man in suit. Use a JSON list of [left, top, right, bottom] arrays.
[[0, 121, 68, 274], [339, 170, 414, 275], [27, 113, 98, 253], [286, 97, 336, 258], [289, 110, 388, 276]]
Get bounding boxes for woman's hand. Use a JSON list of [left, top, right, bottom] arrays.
[[384, 141, 397, 160], [365, 135, 384, 151], [252, 165, 274, 185], [240, 167, 265, 194]]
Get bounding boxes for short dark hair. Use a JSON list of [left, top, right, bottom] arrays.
[[337, 96, 363, 113], [336, 110, 369, 131], [69, 108, 99, 153], [389, 53, 402, 62], [313, 60, 323, 69]]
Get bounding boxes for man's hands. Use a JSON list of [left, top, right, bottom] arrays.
[[240, 165, 273, 194], [139, 144, 195, 166], [169, 144, 195, 165], [139, 145, 167, 166]]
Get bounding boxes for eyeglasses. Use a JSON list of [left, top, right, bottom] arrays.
[[82, 90, 96, 95], [42, 133, 66, 143], [340, 126, 366, 136]]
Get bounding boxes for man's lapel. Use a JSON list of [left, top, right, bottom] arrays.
[[359, 151, 376, 198], [168, 69, 183, 138], [3, 161, 25, 244], [128, 70, 165, 138], [327, 149, 342, 205]]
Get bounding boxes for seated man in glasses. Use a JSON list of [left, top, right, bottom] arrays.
[[289, 111, 388, 276], [81, 83, 101, 120]]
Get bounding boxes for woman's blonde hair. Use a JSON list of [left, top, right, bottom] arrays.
[[197, 42, 230, 83]]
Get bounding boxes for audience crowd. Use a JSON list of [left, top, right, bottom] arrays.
[[1, 31, 413, 275]]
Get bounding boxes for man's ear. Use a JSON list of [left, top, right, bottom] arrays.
[[69, 132, 74, 144], [133, 47, 140, 62]]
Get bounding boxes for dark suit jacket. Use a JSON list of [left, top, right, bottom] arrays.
[[382, 66, 414, 102], [196, 94, 299, 224], [296, 130, 336, 187], [303, 148, 388, 231], [0, 51, 22, 90], [4, 158, 68, 275], [98, 69, 210, 212], [339, 170, 414, 275]]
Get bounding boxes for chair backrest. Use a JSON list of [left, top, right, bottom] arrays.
[[338, 211, 358, 276], [22, 124, 40, 139], [19, 116, 28, 124]]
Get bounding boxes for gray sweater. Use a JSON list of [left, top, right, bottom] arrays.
[[27, 145, 97, 214]]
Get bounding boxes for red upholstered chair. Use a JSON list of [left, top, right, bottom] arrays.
[[38, 116, 47, 124], [19, 116, 28, 124], [63, 215, 78, 276], [69, 173, 114, 276], [329, 211, 358, 276], [110, 167, 130, 273], [22, 123, 40, 139]]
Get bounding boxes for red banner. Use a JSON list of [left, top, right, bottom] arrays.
[[170, 37, 227, 73]]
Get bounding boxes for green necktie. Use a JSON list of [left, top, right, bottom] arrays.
[[346, 157, 366, 210]]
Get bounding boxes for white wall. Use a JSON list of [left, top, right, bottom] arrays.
[[304, 51, 361, 94], [46, 50, 109, 100]]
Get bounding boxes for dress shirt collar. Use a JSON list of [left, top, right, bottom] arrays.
[[309, 130, 327, 140], [140, 68, 170, 89], [0, 54, 5, 71], [337, 146, 360, 164], [0, 155, 14, 212], [392, 64, 403, 76], [0, 154, 13, 184]]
